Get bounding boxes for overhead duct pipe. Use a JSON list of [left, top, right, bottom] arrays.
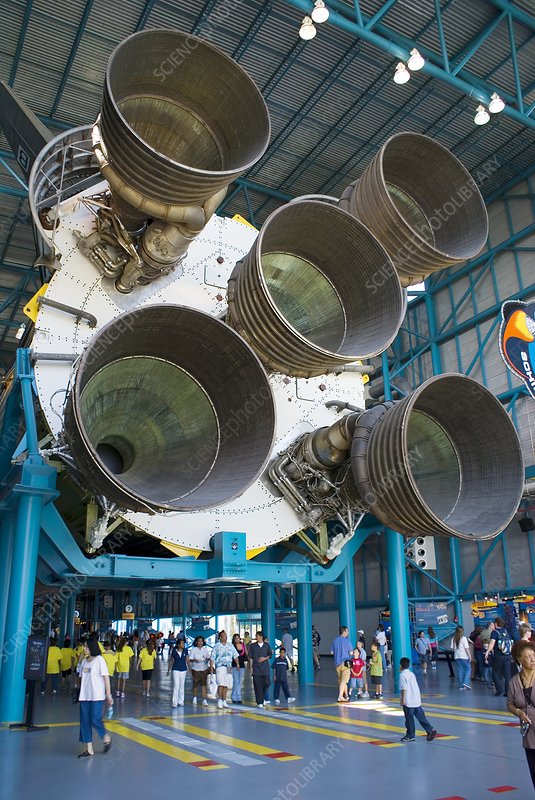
[[91, 29, 271, 290], [340, 133, 489, 286], [227, 200, 406, 377], [63, 305, 276, 513], [351, 374, 523, 540]]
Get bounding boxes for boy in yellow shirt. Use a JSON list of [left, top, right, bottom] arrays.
[[41, 638, 62, 694], [102, 641, 118, 694], [137, 642, 157, 697], [116, 637, 134, 698], [60, 638, 76, 691]]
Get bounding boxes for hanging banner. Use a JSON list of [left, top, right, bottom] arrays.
[[499, 300, 535, 399]]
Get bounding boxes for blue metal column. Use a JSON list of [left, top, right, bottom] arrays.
[[296, 582, 314, 684], [0, 493, 44, 721], [338, 562, 357, 642], [385, 528, 412, 691], [449, 539, 464, 626], [0, 509, 15, 680], [66, 593, 76, 643], [59, 594, 68, 643], [261, 584, 276, 647]]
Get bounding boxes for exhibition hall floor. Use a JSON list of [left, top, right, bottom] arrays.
[[0, 660, 529, 800]]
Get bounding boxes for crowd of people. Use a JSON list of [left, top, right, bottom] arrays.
[[39, 626, 300, 756]]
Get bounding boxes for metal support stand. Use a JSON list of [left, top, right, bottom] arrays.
[[59, 596, 68, 644], [66, 593, 76, 643], [261, 584, 276, 648], [338, 562, 357, 641], [296, 583, 314, 684], [9, 682, 49, 733], [385, 527, 412, 692]]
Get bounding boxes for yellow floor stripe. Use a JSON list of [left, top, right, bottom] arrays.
[[288, 707, 453, 738], [424, 710, 507, 725], [240, 711, 403, 747], [426, 702, 511, 716], [107, 721, 227, 769], [148, 717, 302, 761]]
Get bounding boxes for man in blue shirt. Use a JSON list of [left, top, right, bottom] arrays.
[[331, 626, 354, 702]]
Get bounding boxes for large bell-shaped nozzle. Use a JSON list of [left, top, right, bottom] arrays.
[[94, 29, 270, 223], [341, 133, 488, 286], [351, 374, 523, 540], [63, 306, 276, 513], [227, 200, 406, 378]]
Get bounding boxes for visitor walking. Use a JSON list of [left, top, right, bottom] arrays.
[[507, 640, 535, 790], [416, 631, 431, 674], [249, 629, 272, 708], [115, 636, 134, 698], [486, 616, 513, 697], [312, 625, 321, 670], [375, 624, 388, 671], [189, 635, 211, 707], [399, 657, 437, 743], [281, 628, 295, 672], [41, 638, 62, 695], [231, 633, 248, 703], [272, 647, 296, 705], [137, 641, 157, 697], [427, 627, 438, 670], [451, 626, 471, 690], [331, 626, 354, 702], [210, 631, 239, 709], [370, 640, 384, 699], [77, 638, 113, 758], [167, 638, 189, 707]]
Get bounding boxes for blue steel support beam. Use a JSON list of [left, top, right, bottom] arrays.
[[296, 583, 314, 684], [261, 584, 276, 648], [284, 0, 535, 129], [449, 539, 463, 625], [0, 509, 15, 682], [433, 0, 450, 72], [487, 0, 535, 31], [8, 0, 34, 86], [451, 11, 506, 76], [385, 529, 411, 691], [50, 0, 95, 116], [338, 562, 357, 637], [66, 592, 76, 643], [59, 595, 68, 644]]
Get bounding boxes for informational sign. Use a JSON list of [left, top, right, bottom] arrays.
[[499, 300, 535, 399], [23, 636, 49, 682], [122, 613, 135, 620]]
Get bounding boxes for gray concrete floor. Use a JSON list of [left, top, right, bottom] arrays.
[[0, 658, 531, 800]]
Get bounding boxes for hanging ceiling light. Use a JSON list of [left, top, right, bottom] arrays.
[[474, 104, 490, 125], [393, 62, 410, 85], [311, 0, 329, 23], [407, 48, 425, 71], [299, 16, 317, 40], [489, 92, 505, 114]]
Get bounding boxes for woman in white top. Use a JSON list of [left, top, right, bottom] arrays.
[[77, 639, 113, 757], [189, 636, 212, 707], [451, 626, 472, 691]]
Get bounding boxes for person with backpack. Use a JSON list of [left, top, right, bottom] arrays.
[[485, 616, 513, 697]]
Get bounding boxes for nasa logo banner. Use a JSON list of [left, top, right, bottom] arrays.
[[499, 300, 535, 399]]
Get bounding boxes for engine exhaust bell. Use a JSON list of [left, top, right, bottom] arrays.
[[64, 305, 276, 513], [351, 374, 523, 539], [227, 200, 406, 377], [341, 133, 489, 286]]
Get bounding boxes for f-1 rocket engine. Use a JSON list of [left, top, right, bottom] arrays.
[[19, 29, 523, 555]]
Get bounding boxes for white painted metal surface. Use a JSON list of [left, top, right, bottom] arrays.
[[32, 190, 365, 551]]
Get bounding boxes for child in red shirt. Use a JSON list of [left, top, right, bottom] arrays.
[[348, 648, 365, 701]]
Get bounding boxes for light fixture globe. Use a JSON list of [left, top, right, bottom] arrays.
[[474, 104, 490, 125], [299, 16, 317, 40], [394, 62, 410, 84], [407, 48, 425, 70], [311, 0, 330, 23], [489, 92, 505, 114]]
